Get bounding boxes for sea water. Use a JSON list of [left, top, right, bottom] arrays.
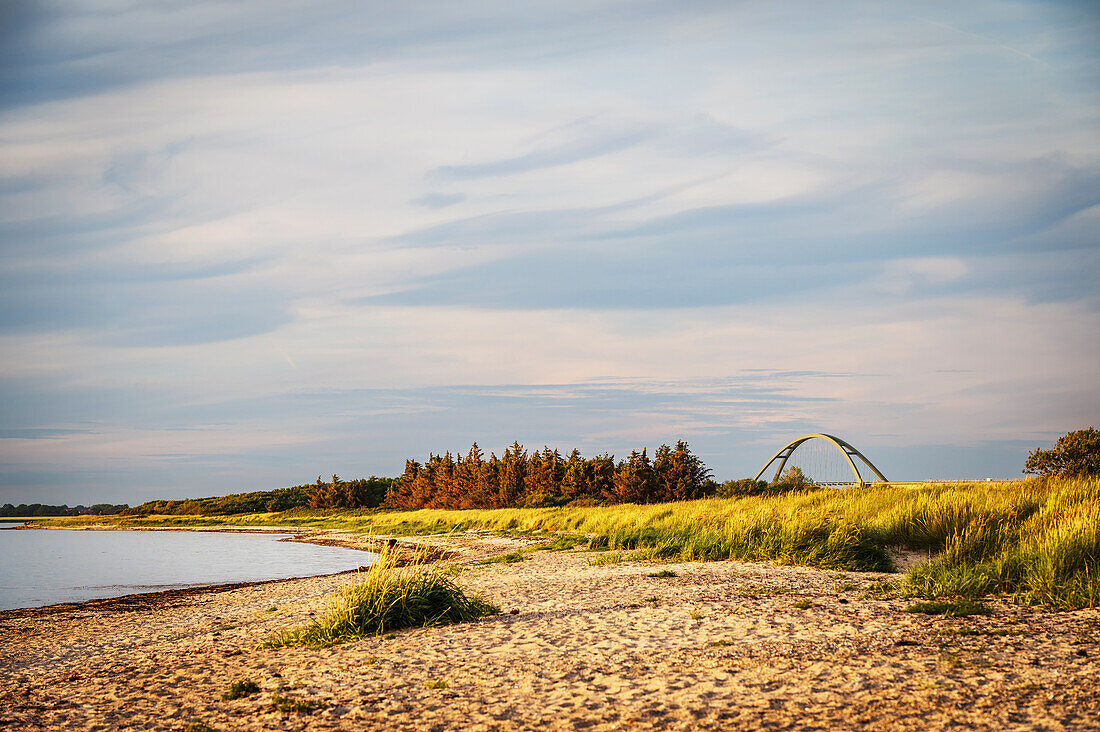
[[0, 524, 375, 610]]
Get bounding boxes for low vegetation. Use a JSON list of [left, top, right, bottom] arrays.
[[265, 548, 499, 649], [270, 693, 325, 714], [221, 679, 260, 701], [31, 476, 1100, 611], [0, 502, 128, 517], [648, 569, 677, 578], [904, 600, 992, 617], [477, 550, 527, 565], [121, 476, 395, 515]]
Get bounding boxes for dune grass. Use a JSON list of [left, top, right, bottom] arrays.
[[265, 547, 499, 649], [33, 478, 1100, 609], [904, 599, 992, 617]]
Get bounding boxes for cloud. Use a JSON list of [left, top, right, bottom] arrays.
[[411, 192, 466, 209], [432, 124, 658, 180], [0, 0, 1097, 502]]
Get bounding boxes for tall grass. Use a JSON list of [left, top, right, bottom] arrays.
[[266, 547, 499, 648], [35, 478, 1100, 609]]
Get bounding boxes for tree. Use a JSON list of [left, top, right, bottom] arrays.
[[1024, 428, 1100, 478], [772, 466, 813, 490]]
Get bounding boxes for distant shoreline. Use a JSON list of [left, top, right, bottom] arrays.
[[14, 522, 387, 553]]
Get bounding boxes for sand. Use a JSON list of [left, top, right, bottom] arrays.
[[2, 533, 1098, 730]]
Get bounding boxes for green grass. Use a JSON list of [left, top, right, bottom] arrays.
[[533, 534, 588, 551], [271, 693, 325, 714], [183, 722, 219, 732], [647, 569, 677, 578], [477, 550, 527, 565], [34, 478, 1100, 610], [904, 600, 993, 617], [221, 679, 260, 701], [791, 599, 815, 609], [586, 552, 626, 566], [424, 679, 448, 690], [265, 547, 499, 649]]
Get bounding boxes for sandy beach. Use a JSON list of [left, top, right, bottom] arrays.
[[2, 533, 1098, 731]]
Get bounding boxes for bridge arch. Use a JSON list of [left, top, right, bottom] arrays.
[[752, 433, 887, 486]]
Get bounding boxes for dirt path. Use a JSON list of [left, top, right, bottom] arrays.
[[1, 536, 1097, 730]]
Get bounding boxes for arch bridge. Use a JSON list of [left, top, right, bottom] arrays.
[[753, 433, 887, 486]]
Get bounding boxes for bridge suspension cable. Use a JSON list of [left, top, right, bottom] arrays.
[[752, 433, 888, 486]]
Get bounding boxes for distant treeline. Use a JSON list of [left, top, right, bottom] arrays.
[[386, 442, 716, 509], [119, 441, 742, 516], [0, 503, 129, 517], [121, 477, 396, 516]]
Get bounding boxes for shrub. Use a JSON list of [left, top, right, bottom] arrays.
[[716, 478, 769, 497]]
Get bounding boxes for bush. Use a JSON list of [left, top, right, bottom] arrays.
[[716, 478, 769, 497], [1024, 428, 1100, 478]]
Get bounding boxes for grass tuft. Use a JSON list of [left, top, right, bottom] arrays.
[[424, 679, 448, 690], [221, 679, 260, 701], [271, 693, 325, 714], [904, 599, 992, 617], [478, 550, 527, 565], [265, 547, 499, 649], [647, 569, 678, 578]]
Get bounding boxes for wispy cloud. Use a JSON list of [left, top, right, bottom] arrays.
[[0, 0, 1097, 502]]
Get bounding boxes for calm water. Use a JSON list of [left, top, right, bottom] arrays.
[[0, 525, 375, 610]]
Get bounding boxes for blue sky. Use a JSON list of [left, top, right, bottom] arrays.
[[1, 1, 1098, 504]]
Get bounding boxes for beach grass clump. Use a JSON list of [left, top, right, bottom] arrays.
[[477, 550, 527, 565], [648, 569, 677, 578], [271, 693, 325, 714], [904, 599, 992, 617], [898, 479, 1100, 609], [265, 548, 499, 649], [221, 679, 260, 701]]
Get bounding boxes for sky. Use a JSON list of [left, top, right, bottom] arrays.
[[1, 0, 1098, 505]]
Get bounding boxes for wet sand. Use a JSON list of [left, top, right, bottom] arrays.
[[1, 534, 1098, 730]]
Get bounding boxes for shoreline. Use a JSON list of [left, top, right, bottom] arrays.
[[2, 534, 1098, 730], [15, 520, 438, 554], [0, 525, 525, 616]]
